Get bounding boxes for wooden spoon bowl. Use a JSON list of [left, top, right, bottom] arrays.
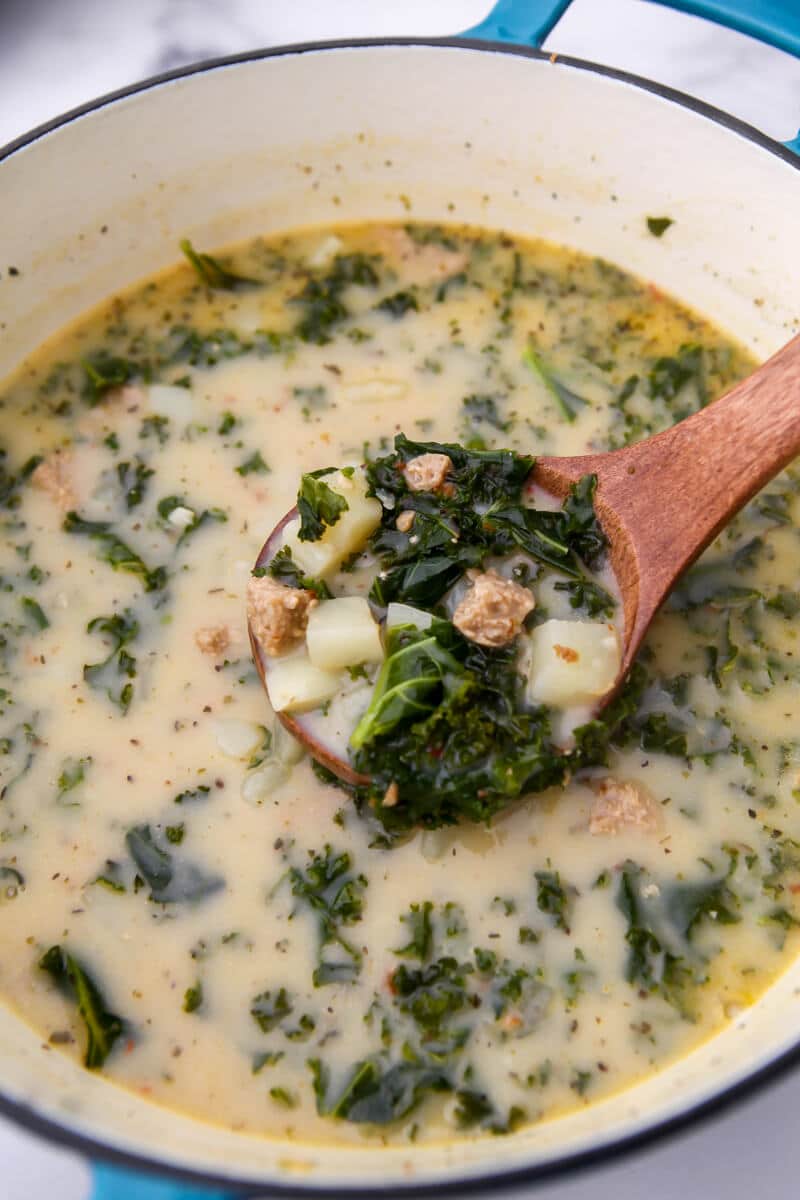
[[250, 332, 800, 784], [249, 509, 370, 787]]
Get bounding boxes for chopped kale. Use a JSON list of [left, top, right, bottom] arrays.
[[309, 1054, 450, 1124], [20, 595, 49, 631], [117, 458, 154, 510], [521, 344, 588, 422], [293, 253, 380, 344], [462, 393, 510, 432], [38, 945, 123, 1068], [63, 512, 167, 593], [393, 902, 434, 962], [261, 546, 332, 600], [535, 870, 571, 932], [183, 982, 203, 1013], [126, 824, 224, 904], [157, 495, 227, 545], [350, 621, 465, 751], [56, 756, 91, 805], [251, 987, 292, 1033], [553, 577, 615, 617], [83, 610, 138, 714], [173, 784, 211, 805], [648, 343, 705, 408], [0, 448, 43, 510], [179, 238, 259, 291], [376, 291, 419, 318], [637, 712, 689, 756], [348, 612, 639, 832], [297, 469, 349, 542], [82, 351, 136, 405], [390, 956, 474, 1035], [646, 216, 674, 238], [235, 450, 270, 477], [139, 414, 170, 445], [616, 860, 739, 1014], [289, 846, 367, 985]]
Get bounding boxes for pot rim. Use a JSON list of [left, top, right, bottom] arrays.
[[1, 34, 799, 1198]]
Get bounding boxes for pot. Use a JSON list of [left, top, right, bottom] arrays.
[[1, 2, 799, 1196]]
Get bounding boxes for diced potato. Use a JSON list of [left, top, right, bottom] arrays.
[[265, 649, 342, 714], [385, 602, 433, 631], [526, 619, 621, 708], [342, 378, 409, 404], [283, 469, 382, 578], [306, 597, 384, 671]]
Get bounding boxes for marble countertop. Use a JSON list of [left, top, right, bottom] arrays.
[[1, 2, 799, 1198]]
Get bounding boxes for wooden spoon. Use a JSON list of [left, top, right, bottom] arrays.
[[250, 332, 800, 782], [534, 331, 800, 701]]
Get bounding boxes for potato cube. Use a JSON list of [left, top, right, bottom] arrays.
[[385, 602, 433, 631], [265, 649, 343, 714], [526, 619, 621, 708], [306, 597, 384, 671], [283, 469, 382, 578]]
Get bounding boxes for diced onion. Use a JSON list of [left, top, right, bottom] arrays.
[[211, 719, 266, 759]]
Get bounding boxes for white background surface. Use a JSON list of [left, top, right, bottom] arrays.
[[1, 2, 799, 1198]]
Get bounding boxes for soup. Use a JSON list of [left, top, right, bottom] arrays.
[[1, 221, 797, 1146]]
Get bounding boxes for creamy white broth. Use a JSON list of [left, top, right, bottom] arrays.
[[0, 222, 798, 1145]]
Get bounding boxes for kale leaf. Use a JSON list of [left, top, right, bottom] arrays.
[[84, 610, 139, 714], [648, 343, 705, 407], [251, 987, 292, 1033], [535, 870, 572, 932], [365, 435, 605, 610], [157, 495, 227, 546], [179, 238, 259, 291], [63, 512, 167, 593], [393, 902, 434, 963], [126, 824, 224, 904], [289, 846, 367, 985], [117, 458, 154, 511], [376, 291, 418, 318], [350, 621, 572, 830], [262, 546, 332, 599], [646, 217, 674, 238], [521, 344, 588, 422], [297, 469, 349, 543], [616, 860, 739, 1014], [554, 577, 615, 617], [38, 945, 124, 1068], [293, 253, 379, 344], [309, 1055, 450, 1124], [82, 351, 137, 405], [350, 622, 466, 750]]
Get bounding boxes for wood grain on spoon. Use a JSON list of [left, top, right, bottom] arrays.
[[533, 332, 800, 701], [250, 332, 800, 780]]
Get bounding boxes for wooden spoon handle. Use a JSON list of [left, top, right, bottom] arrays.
[[536, 332, 800, 673]]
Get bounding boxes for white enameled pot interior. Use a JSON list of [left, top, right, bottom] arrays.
[[1, 42, 800, 1193]]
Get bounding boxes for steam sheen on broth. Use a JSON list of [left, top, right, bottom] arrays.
[[0, 222, 798, 1145]]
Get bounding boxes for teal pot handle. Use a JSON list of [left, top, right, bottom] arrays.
[[462, 0, 800, 152], [91, 1162, 236, 1200]]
